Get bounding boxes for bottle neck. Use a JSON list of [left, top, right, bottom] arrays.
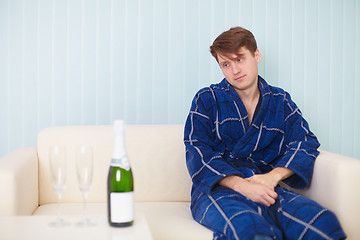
[[111, 133, 130, 170], [112, 134, 126, 160]]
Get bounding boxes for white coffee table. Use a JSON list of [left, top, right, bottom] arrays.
[[0, 212, 153, 240]]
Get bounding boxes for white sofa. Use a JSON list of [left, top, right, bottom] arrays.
[[1, 124, 360, 239]]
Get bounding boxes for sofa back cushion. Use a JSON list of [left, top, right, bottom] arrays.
[[37, 124, 191, 205]]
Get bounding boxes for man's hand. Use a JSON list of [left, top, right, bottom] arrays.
[[247, 167, 294, 187], [238, 180, 278, 207], [218, 168, 294, 207], [218, 175, 278, 207]]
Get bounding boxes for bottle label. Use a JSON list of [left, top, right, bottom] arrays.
[[111, 157, 130, 171], [110, 192, 134, 223]]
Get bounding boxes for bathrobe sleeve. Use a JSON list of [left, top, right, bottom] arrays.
[[275, 92, 320, 189], [184, 88, 248, 194]]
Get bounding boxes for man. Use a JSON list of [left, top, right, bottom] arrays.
[[184, 27, 346, 240]]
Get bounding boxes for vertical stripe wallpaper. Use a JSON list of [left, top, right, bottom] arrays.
[[0, 0, 359, 159]]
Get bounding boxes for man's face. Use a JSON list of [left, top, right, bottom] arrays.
[[217, 47, 261, 96]]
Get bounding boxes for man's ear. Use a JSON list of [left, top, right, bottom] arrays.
[[255, 49, 261, 63]]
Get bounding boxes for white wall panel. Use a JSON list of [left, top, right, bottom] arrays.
[[355, 0, 360, 158], [0, 0, 8, 153], [0, 0, 359, 159], [317, 0, 331, 151], [8, 0, 23, 153]]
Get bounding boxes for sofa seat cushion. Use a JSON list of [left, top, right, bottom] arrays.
[[136, 202, 212, 240], [33, 202, 212, 240]]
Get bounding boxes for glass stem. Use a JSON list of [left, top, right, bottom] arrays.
[[83, 190, 88, 221], [57, 191, 62, 221]]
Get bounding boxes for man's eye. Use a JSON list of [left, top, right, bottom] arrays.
[[223, 63, 229, 67], [238, 58, 243, 62]]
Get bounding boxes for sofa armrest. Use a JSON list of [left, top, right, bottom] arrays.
[[297, 150, 360, 239], [0, 148, 39, 216]]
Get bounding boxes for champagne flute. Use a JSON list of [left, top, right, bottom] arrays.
[[49, 146, 70, 227], [76, 145, 96, 227]]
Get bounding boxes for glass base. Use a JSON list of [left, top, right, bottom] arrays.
[[49, 218, 71, 227], [76, 218, 97, 227]]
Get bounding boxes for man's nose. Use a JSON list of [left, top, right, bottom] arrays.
[[231, 63, 240, 75]]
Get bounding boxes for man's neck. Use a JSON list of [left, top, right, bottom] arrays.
[[234, 80, 260, 125], [235, 81, 260, 104]]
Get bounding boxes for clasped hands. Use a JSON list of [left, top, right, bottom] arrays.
[[219, 167, 294, 207], [244, 173, 280, 207]]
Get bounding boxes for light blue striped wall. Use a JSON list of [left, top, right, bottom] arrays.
[[1, 0, 359, 159]]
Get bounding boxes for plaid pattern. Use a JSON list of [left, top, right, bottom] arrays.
[[184, 77, 346, 240]]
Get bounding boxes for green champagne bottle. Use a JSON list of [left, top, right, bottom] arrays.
[[107, 120, 134, 227]]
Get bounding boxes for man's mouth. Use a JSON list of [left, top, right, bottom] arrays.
[[234, 75, 246, 81]]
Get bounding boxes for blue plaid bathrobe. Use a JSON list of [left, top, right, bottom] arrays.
[[184, 76, 346, 240]]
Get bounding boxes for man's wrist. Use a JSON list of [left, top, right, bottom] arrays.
[[270, 167, 294, 182], [218, 175, 247, 192]]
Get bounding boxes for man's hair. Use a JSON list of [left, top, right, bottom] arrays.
[[210, 27, 258, 62]]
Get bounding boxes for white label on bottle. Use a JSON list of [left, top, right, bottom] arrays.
[[110, 192, 134, 223]]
